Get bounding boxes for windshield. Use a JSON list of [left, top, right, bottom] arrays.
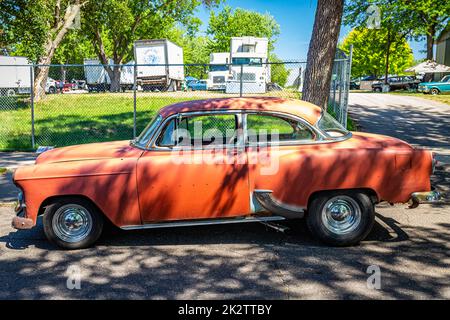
[[210, 65, 229, 72], [133, 115, 163, 148], [232, 58, 262, 66], [441, 75, 450, 82], [317, 112, 350, 138]]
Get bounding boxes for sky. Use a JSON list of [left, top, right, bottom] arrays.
[[195, 0, 426, 61]]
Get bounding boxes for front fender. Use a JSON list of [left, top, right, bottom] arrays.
[[14, 158, 141, 227]]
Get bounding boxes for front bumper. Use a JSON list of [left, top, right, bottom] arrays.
[[11, 191, 34, 230], [418, 86, 429, 93], [409, 190, 449, 208]]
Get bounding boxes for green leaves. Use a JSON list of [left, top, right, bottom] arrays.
[[206, 6, 280, 53], [340, 28, 413, 78]]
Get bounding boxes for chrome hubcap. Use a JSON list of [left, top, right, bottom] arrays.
[[52, 204, 93, 243], [321, 196, 361, 235]]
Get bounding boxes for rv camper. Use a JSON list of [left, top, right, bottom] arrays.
[[226, 37, 269, 94], [134, 39, 184, 91]]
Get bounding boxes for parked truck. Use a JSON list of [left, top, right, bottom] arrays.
[[83, 58, 111, 92], [0, 56, 31, 96], [207, 52, 230, 91], [226, 37, 269, 94], [134, 39, 184, 91]]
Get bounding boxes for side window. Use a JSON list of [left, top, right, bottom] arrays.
[[156, 114, 238, 147], [246, 114, 315, 143]]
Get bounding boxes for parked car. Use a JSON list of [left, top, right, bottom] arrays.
[[45, 78, 57, 94], [349, 81, 360, 90], [372, 76, 420, 92], [418, 75, 450, 95], [11, 97, 443, 249], [187, 79, 208, 91], [266, 82, 283, 91]]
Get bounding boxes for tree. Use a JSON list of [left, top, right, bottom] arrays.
[[340, 28, 413, 78], [1, 0, 86, 100], [344, 0, 441, 83], [206, 6, 280, 53], [269, 54, 290, 87], [401, 0, 450, 60], [302, 0, 344, 109], [82, 0, 219, 92]]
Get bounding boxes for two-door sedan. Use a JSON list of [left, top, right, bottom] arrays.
[[11, 97, 441, 249]]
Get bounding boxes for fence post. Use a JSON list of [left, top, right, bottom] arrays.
[[133, 63, 137, 138], [343, 45, 353, 129], [239, 64, 244, 97], [30, 65, 35, 149]]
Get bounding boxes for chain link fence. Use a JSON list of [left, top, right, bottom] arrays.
[[0, 55, 351, 151]]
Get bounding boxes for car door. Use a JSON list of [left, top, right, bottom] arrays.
[[441, 76, 450, 93], [136, 111, 250, 222], [245, 112, 319, 210]]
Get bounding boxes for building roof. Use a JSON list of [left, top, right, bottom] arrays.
[[437, 23, 450, 43], [158, 97, 323, 124]]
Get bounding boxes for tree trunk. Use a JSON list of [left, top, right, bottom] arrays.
[[33, 2, 81, 101], [426, 24, 436, 60], [106, 65, 122, 92], [302, 0, 344, 109], [384, 29, 391, 85]]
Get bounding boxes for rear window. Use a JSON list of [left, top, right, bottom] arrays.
[[317, 112, 349, 138]]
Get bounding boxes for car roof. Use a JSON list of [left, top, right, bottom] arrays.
[[158, 97, 323, 124]]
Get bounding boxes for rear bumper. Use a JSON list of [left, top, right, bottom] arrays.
[[409, 190, 449, 208]]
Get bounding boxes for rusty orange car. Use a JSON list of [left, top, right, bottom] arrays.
[[11, 97, 442, 249]]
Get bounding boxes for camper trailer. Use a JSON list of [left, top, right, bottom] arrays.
[[226, 37, 269, 94], [134, 39, 184, 91], [0, 56, 31, 96], [207, 52, 230, 91]]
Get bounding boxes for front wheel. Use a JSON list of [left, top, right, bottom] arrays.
[[43, 197, 104, 249], [430, 88, 440, 95], [306, 191, 375, 246]]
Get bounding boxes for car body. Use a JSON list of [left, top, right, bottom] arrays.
[[187, 79, 208, 91], [45, 78, 57, 94], [372, 76, 420, 92], [11, 97, 441, 249], [418, 75, 450, 95], [349, 81, 360, 90]]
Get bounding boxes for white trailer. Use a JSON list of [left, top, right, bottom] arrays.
[[0, 56, 31, 96], [226, 37, 269, 94], [83, 58, 111, 92], [207, 52, 230, 91], [120, 61, 135, 91], [134, 39, 184, 91]]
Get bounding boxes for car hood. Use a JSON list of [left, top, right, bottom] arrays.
[[35, 140, 143, 165]]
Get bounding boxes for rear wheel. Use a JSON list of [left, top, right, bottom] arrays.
[[306, 191, 375, 246], [43, 197, 104, 249]]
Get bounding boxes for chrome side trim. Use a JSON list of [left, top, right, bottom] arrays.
[[120, 215, 286, 230], [253, 190, 305, 219]]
